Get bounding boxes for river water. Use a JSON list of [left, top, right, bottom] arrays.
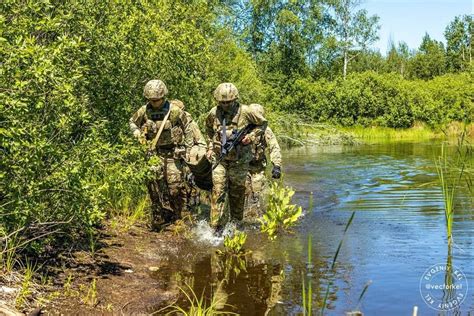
[[153, 141, 473, 315]]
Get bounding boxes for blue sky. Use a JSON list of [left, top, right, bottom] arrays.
[[362, 0, 472, 55]]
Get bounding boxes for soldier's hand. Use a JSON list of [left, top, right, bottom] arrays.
[[241, 135, 251, 145], [206, 149, 214, 160], [133, 130, 146, 145], [272, 166, 281, 179], [146, 149, 155, 158]]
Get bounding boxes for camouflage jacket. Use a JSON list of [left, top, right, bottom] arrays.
[[206, 103, 267, 162], [129, 100, 198, 155], [251, 126, 282, 167]]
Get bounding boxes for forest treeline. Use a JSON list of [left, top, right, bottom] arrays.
[[0, 0, 472, 255]]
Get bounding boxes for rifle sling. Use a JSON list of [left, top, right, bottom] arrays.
[[149, 106, 172, 151]]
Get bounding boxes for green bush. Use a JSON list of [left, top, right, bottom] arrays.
[[275, 71, 471, 128], [0, 0, 263, 256]]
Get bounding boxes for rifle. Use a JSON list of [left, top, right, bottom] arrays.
[[212, 123, 257, 170]]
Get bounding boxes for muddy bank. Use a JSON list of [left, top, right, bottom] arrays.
[[1, 221, 195, 315]]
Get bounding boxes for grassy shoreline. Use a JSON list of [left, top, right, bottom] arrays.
[[276, 121, 473, 146]]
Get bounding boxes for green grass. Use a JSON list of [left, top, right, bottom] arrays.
[[109, 195, 149, 232], [343, 125, 440, 142], [15, 259, 38, 308], [343, 122, 474, 143]]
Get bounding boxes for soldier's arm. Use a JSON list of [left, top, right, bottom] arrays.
[[205, 110, 215, 144], [180, 111, 193, 148], [182, 112, 206, 147], [129, 106, 146, 138], [265, 127, 282, 167], [191, 121, 207, 147]]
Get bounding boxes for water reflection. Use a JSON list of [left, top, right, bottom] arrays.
[[182, 251, 285, 315]]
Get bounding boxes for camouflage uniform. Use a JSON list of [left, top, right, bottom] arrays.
[[130, 80, 197, 228], [206, 83, 267, 229], [172, 100, 208, 212], [244, 103, 282, 219], [245, 126, 282, 219]]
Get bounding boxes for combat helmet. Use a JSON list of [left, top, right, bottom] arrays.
[[213, 83, 239, 102], [143, 80, 168, 100], [249, 103, 265, 116]]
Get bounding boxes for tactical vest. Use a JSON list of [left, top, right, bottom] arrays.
[[143, 101, 183, 149], [212, 103, 251, 162]]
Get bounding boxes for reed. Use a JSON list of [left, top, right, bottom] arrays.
[[435, 145, 456, 244], [302, 235, 313, 316], [320, 212, 356, 315], [435, 129, 471, 244]]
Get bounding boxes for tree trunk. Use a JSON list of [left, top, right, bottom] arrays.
[[343, 49, 348, 79]]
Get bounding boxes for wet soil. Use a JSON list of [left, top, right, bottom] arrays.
[[6, 221, 189, 315]]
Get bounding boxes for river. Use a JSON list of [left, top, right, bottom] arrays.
[[152, 141, 473, 315]]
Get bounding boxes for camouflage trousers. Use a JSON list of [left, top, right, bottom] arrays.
[[182, 165, 201, 214], [210, 160, 248, 228], [244, 160, 269, 221], [147, 155, 186, 228]]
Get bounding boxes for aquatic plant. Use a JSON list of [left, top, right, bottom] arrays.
[[259, 181, 303, 240], [155, 281, 236, 315], [436, 145, 456, 244], [302, 235, 313, 316], [355, 280, 372, 312], [222, 231, 247, 255], [435, 129, 471, 244], [321, 212, 356, 315]]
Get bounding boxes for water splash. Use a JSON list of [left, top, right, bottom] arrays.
[[191, 220, 237, 246]]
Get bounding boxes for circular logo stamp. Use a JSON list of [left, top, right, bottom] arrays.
[[419, 263, 468, 311]]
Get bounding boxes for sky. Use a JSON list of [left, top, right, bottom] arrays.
[[361, 0, 472, 55]]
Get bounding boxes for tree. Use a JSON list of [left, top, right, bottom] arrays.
[[409, 33, 446, 80], [327, 0, 380, 79], [348, 49, 384, 73], [444, 15, 473, 72], [385, 41, 411, 77]]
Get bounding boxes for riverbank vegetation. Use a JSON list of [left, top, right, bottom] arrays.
[[1, 0, 472, 312]]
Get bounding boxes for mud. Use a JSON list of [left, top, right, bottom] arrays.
[[31, 222, 189, 315]]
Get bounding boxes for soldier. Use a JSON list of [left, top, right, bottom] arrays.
[[171, 99, 209, 213], [206, 83, 267, 232], [245, 103, 282, 219], [130, 79, 197, 229]]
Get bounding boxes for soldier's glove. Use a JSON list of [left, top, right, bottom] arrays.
[[272, 166, 281, 179]]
